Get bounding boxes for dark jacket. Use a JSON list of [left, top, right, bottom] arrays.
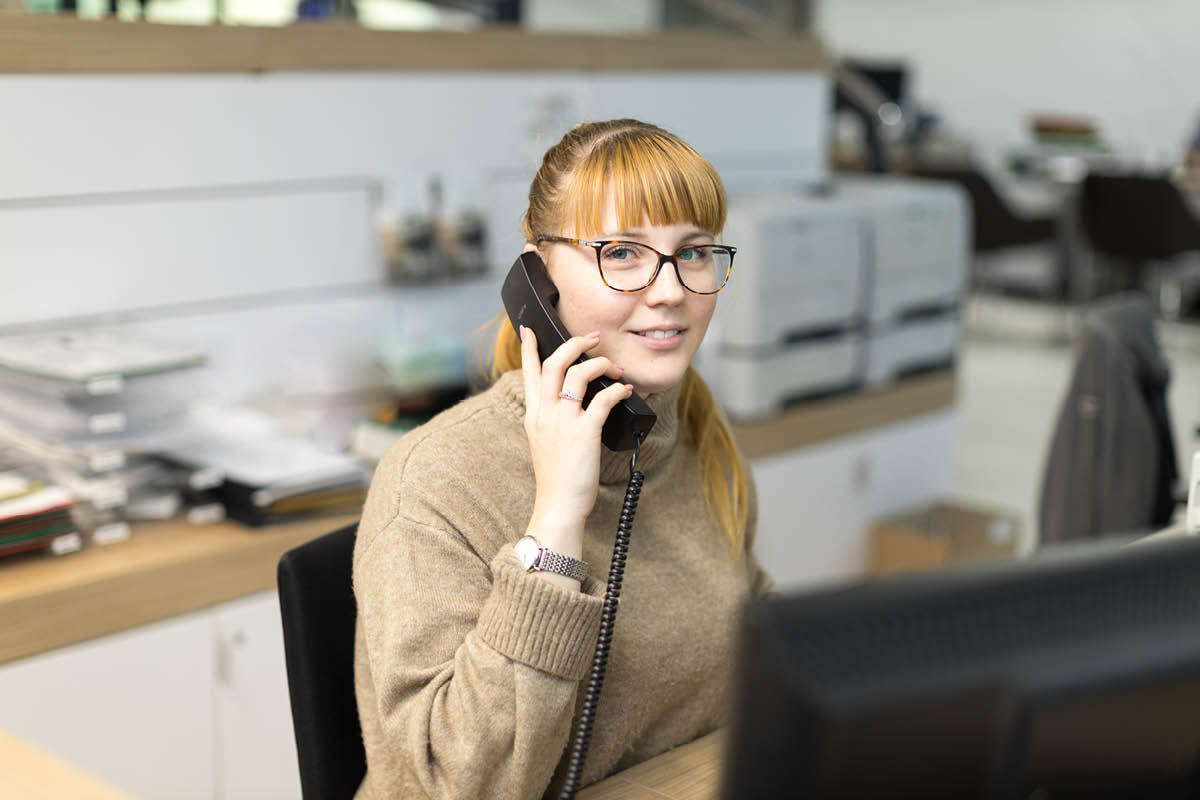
[[1039, 293, 1177, 544]]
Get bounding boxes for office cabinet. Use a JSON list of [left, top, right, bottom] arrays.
[[0, 591, 300, 800], [0, 610, 217, 800], [752, 437, 874, 588], [214, 592, 303, 800], [751, 409, 958, 590]]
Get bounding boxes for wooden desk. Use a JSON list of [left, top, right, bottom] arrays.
[[0, 729, 133, 800], [580, 731, 723, 800], [0, 726, 721, 800]]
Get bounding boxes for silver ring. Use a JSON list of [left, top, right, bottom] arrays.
[[558, 390, 582, 402]]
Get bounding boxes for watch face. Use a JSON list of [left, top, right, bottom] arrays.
[[514, 536, 540, 571]]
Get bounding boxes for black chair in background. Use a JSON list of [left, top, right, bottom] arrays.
[[1080, 172, 1200, 309], [913, 166, 1063, 297], [914, 167, 1058, 252], [278, 523, 365, 800], [1082, 173, 1200, 261]]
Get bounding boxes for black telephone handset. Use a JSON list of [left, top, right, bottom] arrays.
[[502, 251, 657, 451]]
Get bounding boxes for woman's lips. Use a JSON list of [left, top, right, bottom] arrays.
[[630, 329, 685, 349]]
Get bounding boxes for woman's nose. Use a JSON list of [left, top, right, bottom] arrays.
[[644, 259, 687, 305]]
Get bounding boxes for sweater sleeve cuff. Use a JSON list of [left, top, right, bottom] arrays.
[[476, 546, 605, 681]]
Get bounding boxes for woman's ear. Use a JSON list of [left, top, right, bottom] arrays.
[[522, 242, 538, 254]]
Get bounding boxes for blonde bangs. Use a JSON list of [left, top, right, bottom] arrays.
[[559, 133, 726, 238]]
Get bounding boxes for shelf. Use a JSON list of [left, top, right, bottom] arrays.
[[0, 15, 826, 73], [731, 369, 958, 460]]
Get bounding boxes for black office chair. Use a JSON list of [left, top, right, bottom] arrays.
[[1082, 173, 1200, 261], [278, 522, 366, 800], [1080, 172, 1200, 305], [913, 166, 1063, 298], [914, 166, 1058, 253]]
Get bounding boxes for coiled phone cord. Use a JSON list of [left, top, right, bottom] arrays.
[[558, 430, 647, 800]]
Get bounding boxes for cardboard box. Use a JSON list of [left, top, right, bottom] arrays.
[[870, 500, 1020, 576]]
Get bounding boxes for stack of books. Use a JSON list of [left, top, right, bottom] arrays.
[[0, 472, 80, 559], [1030, 114, 1105, 151]]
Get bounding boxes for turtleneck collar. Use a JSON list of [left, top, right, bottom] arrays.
[[493, 370, 683, 485]]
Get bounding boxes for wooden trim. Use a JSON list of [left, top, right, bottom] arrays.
[[580, 730, 722, 800], [0, 730, 134, 800], [0, 513, 356, 665], [732, 369, 959, 460], [0, 14, 826, 73]]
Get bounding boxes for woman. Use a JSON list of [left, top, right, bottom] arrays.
[[352, 119, 771, 800]]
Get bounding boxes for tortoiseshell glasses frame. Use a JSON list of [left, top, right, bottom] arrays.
[[535, 235, 736, 295]]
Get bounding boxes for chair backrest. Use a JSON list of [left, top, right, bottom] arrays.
[[1081, 173, 1200, 260], [278, 522, 365, 800]]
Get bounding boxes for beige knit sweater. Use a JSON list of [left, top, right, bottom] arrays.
[[352, 369, 770, 800]]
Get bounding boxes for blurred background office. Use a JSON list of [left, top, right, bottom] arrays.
[[1, 1, 1199, 798]]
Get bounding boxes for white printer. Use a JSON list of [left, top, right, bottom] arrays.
[[702, 188, 866, 420], [837, 176, 969, 386], [701, 177, 969, 420]]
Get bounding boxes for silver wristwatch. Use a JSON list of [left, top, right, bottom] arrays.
[[514, 536, 589, 581]]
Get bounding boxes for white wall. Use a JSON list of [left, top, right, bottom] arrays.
[[0, 72, 827, 253], [817, 0, 1200, 166], [0, 71, 827, 406]]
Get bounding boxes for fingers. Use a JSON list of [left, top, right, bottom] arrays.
[[582, 379, 636, 427], [520, 327, 626, 434], [539, 331, 601, 409], [561, 357, 623, 401], [519, 325, 542, 419]]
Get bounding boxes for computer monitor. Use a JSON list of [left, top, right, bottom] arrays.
[[722, 536, 1200, 799], [840, 60, 907, 106]]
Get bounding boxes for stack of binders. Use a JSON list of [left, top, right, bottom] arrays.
[[0, 472, 80, 559]]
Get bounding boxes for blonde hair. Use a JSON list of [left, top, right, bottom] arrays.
[[486, 119, 749, 555]]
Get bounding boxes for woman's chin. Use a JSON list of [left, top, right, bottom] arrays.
[[627, 367, 687, 397]]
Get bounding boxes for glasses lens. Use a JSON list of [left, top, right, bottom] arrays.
[[674, 245, 732, 293], [598, 242, 659, 291], [597, 242, 732, 293]]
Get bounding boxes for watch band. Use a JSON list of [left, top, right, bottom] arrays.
[[535, 548, 589, 581], [514, 536, 589, 581]]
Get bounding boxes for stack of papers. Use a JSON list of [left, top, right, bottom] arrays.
[[0, 330, 205, 445], [0, 330, 209, 547], [163, 406, 369, 527], [0, 473, 80, 559]]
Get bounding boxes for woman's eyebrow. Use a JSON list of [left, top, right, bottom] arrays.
[[600, 229, 711, 241]]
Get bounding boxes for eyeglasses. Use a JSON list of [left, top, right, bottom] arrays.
[[536, 235, 736, 295]]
